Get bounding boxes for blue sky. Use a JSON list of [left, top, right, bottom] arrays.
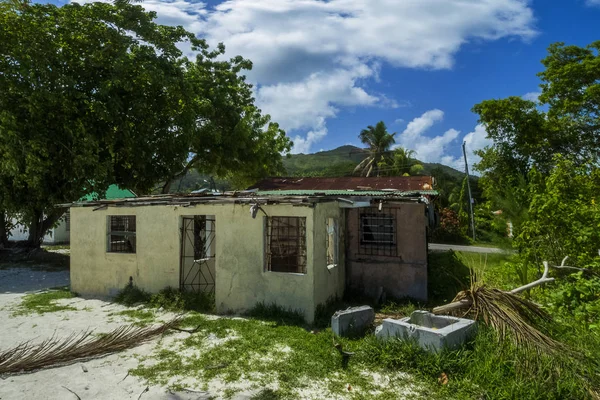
[[44, 0, 600, 169]]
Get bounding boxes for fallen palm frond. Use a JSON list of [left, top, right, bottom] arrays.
[[451, 285, 567, 354], [0, 317, 181, 375]]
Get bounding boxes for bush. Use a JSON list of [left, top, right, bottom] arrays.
[[432, 208, 470, 244]]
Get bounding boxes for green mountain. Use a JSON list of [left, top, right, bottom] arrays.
[[282, 145, 467, 179]]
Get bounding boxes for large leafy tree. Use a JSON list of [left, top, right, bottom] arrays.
[[471, 41, 600, 239], [0, 0, 291, 246], [354, 121, 396, 177]]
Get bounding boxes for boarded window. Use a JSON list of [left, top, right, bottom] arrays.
[[107, 216, 136, 253], [359, 212, 396, 256], [265, 216, 307, 274], [326, 218, 339, 268]]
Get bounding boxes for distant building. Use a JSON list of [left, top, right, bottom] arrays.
[[9, 185, 135, 244]]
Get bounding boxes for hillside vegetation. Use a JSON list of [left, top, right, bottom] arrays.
[[282, 145, 466, 179]]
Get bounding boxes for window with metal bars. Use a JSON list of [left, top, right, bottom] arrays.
[[192, 216, 214, 260], [359, 212, 397, 256], [107, 216, 136, 253], [265, 216, 307, 274]]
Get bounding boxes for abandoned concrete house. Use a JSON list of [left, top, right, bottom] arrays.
[[68, 176, 436, 323]]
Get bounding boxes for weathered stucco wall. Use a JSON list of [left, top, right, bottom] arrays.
[[346, 202, 428, 301], [70, 202, 338, 323], [312, 202, 345, 309]]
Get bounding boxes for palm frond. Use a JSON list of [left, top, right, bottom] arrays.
[[0, 318, 182, 375], [452, 285, 567, 355]]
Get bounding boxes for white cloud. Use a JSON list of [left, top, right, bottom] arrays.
[[73, 0, 536, 153], [586, 0, 600, 6], [290, 118, 328, 154], [394, 118, 405, 125], [440, 124, 493, 172], [395, 111, 492, 174], [401, 109, 445, 143], [522, 91, 541, 102], [395, 109, 458, 163]]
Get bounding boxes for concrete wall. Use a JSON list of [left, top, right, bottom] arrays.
[[346, 202, 428, 301], [71, 202, 339, 323], [9, 214, 70, 244], [312, 202, 345, 309]]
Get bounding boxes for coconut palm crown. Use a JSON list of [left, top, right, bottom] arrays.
[[353, 121, 396, 177]]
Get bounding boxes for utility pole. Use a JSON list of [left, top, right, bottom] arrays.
[[462, 141, 476, 241]]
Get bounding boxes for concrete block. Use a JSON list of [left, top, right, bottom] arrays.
[[331, 306, 375, 337], [375, 310, 477, 352]]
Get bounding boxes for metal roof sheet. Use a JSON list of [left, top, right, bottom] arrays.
[[255, 189, 438, 197]]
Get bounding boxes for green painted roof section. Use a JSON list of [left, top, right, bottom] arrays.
[[255, 189, 438, 197], [80, 184, 136, 201]]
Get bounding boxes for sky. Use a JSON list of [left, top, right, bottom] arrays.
[[42, 0, 600, 171]]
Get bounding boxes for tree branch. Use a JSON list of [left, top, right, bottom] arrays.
[[161, 155, 199, 194]]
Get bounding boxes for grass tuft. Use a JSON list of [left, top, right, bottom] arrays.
[[113, 285, 152, 306], [13, 286, 76, 316], [114, 285, 215, 314], [246, 302, 305, 326]]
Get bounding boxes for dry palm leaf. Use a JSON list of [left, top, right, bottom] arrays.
[[452, 285, 567, 354], [0, 317, 181, 375]]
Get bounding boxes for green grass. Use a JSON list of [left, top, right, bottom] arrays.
[[12, 286, 76, 316], [111, 309, 157, 326], [114, 285, 215, 314], [118, 251, 600, 398], [130, 308, 599, 399], [130, 314, 433, 399]]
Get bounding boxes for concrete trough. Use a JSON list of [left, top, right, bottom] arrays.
[[331, 305, 375, 337], [375, 310, 477, 352]]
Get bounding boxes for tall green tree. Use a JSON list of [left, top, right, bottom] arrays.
[[473, 40, 600, 244], [378, 147, 424, 176], [0, 0, 291, 246], [354, 121, 396, 177]]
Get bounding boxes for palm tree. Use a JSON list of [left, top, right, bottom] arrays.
[[354, 121, 396, 177]]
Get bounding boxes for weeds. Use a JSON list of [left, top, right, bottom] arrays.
[[113, 285, 151, 306], [12, 286, 76, 316], [113, 285, 215, 313], [245, 302, 305, 326]]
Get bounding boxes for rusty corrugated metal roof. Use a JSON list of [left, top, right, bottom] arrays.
[[256, 189, 438, 197], [250, 176, 434, 191]]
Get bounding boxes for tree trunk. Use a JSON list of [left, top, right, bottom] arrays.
[[161, 155, 199, 194], [0, 211, 8, 248], [26, 208, 66, 248]]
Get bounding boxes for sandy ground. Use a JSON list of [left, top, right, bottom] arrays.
[[0, 267, 244, 400], [0, 266, 422, 400]]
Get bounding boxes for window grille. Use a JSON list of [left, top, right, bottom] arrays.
[[192, 215, 214, 260], [359, 212, 397, 256], [107, 215, 136, 253], [265, 216, 307, 274], [326, 218, 339, 267]]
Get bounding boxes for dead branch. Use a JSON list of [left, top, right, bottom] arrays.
[[550, 256, 600, 277], [433, 260, 555, 315], [170, 324, 202, 334], [510, 261, 554, 294], [137, 386, 149, 400], [62, 386, 82, 400]]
